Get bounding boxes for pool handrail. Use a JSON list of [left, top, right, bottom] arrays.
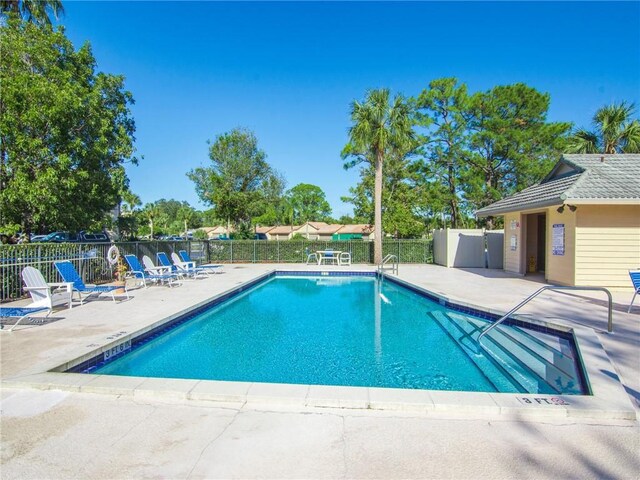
[[378, 254, 398, 275], [477, 286, 614, 347]]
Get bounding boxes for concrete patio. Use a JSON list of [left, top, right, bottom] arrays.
[[1, 264, 639, 479]]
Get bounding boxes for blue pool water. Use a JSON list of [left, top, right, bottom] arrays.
[[91, 275, 587, 394]]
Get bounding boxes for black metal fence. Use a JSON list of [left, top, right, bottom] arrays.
[[0, 239, 432, 302]]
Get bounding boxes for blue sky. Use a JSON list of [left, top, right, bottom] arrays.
[[60, 1, 640, 218]]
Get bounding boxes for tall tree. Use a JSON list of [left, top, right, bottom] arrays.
[[465, 83, 570, 220], [414, 78, 470, 228], [342, 89, 416, 263], [0, 0, 64, 26], [286, 183, 332, 223], [187, 128, 282, 233], [342, 152, 424, 238], [141, 202, 162, 239], [0, 17, 137, 234], [567, 102, 640, 154]]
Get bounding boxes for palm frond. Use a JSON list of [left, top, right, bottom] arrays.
[[566, 129, 599, 153]]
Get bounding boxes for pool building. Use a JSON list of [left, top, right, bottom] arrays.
[[476, 154, 640, 288]]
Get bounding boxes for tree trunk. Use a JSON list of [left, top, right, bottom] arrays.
[[448, 163, 458, 228], [373, 151, 384, 264]]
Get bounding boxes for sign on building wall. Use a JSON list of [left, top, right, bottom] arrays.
[[552, 223, 565, 256], [510, 234, 517, 251]]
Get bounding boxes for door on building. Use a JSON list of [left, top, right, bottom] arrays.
[[537, 214, 546, 272]]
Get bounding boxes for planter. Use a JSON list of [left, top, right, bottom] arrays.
[[112, 280, 126, 295]]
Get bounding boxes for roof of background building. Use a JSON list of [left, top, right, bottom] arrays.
[[336, 224, 374, 234], [476, 154, 640, 216]]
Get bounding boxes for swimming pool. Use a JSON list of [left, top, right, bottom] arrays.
[[78, 273, 588, 395]]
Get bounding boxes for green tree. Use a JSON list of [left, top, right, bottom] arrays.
[[187, 128, 282, 232], [286, 183, 332, 223], [0, 18, 137, 234], [343, 152, 424, 238], [567, 102, 640, 154], [465, 83, 570, 220], [1, 1, 64, 26], [414, 78, 471, 228], [141, 202, 162, 238], [176, 204, 200, 236], [342, 89, 416, 263]]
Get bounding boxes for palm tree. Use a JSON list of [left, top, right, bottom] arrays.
[[142, 203, 162, 239], [567, 102, 640, 154], [342, 89, 415, 264], [1, 0, 64, 25]]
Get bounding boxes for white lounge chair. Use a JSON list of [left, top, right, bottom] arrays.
[[142, 255, 180, 287], [167, 252, 208, 278], [124, 255, 179, 287], [178, 250, 223, 273], [22, 266, 73, 310]]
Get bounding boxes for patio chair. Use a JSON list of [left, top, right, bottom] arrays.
[[305, 248, 318, 265], [22, 266, 73, 310], [168, 252, 208, 278], [339, 252, 352, 266], [124, 254, 177, 288], [628, 270, 640, 313], [0, 306, 51, 332], [178, 250, 224, 273], [54, 261, 129, 305]]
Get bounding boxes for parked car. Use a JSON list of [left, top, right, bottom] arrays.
[[37, 231, 109, 243], [164, 235, 185, 241]]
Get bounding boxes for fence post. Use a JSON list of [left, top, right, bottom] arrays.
[[230, 241, 233, 264], [253, 241, 256, 263], [277, 240, 280, 263]]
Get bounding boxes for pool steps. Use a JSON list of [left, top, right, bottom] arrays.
[[429, 310, 584, 395], [452, 312, 582, 393], [428, 311, 525, 393]]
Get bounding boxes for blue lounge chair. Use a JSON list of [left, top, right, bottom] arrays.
[[157, 252, 207, 279], [124, 255, 178, 287], [54, 261, 129, 304], [178, 250, 223, 273], [629, 270, 640, 313], [1, 306, 51, 332]]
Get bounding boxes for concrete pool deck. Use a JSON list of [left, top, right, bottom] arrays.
[[1, 264, 639, 478]]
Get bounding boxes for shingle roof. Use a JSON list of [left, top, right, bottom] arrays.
[[476, 154, 640, 216]]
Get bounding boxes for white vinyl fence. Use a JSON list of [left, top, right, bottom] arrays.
[[433, 229, 504, 269]]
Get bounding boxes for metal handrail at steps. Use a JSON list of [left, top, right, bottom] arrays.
[[378, 254, 398, 275], [477, 286, 614, 347]]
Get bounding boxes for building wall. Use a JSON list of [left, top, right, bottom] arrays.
[[545, 206, 576, 286], [504, 212, 524, 274], [574, 204, 640, 288]]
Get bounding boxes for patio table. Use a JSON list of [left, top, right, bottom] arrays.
[[316, 250, 342, 265]]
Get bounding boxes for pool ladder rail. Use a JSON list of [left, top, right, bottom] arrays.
[[477, 285, 614, 349], [378, 254, 398, 275]]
